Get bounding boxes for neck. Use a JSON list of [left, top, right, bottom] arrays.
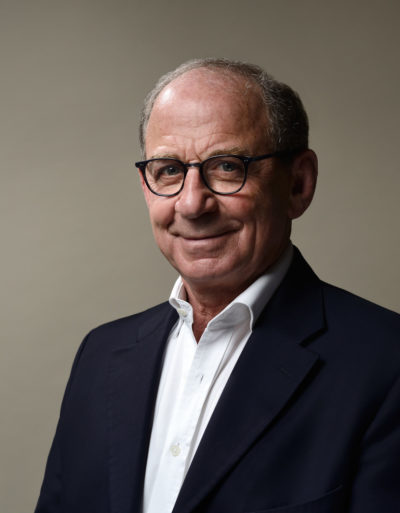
[[182, 280, 250, 342]]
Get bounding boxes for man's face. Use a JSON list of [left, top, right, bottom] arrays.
[[141, 69, 295, 296]]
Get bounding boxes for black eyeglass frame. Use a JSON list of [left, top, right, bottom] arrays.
[[135, 149, 298, 197]]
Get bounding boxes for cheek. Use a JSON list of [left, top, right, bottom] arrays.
[[147, 196, 172, 224], [242, 193, 289, 244], [147, 199, 175, 239]]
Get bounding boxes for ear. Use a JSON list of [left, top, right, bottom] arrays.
[[287, 149, 318, 219]]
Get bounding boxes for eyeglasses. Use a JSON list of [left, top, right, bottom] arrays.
[[135, 150, 294, 197]]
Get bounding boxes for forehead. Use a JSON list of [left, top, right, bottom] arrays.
[[146, 69, 270, 156]]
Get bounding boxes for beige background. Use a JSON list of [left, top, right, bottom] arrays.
[[1, 0, 399, 511]]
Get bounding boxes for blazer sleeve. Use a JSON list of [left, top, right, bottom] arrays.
[[34, 333, 90, 513], [348, 373, 400, 513]]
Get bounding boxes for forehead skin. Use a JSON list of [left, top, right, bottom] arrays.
[[145, 68, 271, 159]]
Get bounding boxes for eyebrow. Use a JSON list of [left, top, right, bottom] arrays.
[[206, 147, 250, 157], [149, 147, 251, 161], [149, 153, 180, 160]]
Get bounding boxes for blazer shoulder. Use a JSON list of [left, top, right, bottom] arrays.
[[292, 247, 399, 325], [320, 281, 400, 355], [322, 281, 400, 323], [81, 301, 175, 352], [91, 301, 173, 332]]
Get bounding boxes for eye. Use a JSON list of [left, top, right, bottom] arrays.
[[217, 160, 241, 172], [206, 156, 244, 178], [147, 160, 184, 182], [159, 165, 181, 177]]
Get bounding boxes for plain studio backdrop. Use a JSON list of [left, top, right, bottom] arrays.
[[1, 1, 399, 511]]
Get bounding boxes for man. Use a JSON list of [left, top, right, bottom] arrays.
[[35, 58, 400, 513]]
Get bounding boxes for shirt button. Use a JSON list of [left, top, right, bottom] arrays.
[[177, 308, 188, 318], [170, 444, 181, 457]]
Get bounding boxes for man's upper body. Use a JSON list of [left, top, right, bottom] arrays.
[[35, 58, 400, 513]]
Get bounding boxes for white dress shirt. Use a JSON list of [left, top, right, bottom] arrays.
[[142, 244, 293, 513]]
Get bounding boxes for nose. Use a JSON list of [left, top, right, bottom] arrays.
[[174, 166, 218, 219]]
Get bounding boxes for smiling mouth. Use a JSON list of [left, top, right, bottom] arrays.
[[179, 231, 232, 240]]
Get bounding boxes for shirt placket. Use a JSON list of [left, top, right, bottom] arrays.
[[163, 328, 230, 506]]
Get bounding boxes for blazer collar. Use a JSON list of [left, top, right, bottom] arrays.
[[173, 248, 325, 513]]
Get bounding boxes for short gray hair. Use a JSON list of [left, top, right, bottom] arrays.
[[139, 57, 309, 156]]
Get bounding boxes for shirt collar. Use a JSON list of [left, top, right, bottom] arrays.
[[169, 242, 293, 330]]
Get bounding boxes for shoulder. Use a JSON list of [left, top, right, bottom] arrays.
[[291, 246, 399, 341], [321, 281, 400, 337], [78, 301, 175, 356], [315, 282, 400, 388], [91, 301, 173, 336]]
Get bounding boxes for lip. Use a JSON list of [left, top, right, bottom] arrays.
[[177, 230, 234, 241], [181, 233, 228, 240], [174, 231, 235, 253]]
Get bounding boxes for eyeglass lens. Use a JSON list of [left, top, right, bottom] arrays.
[[145, 156, 246, 195]]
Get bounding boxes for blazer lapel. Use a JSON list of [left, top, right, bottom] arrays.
[[173, 250, 325, 513], [108, 304, 178, 513]]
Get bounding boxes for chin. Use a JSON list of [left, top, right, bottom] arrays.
[[177, 258, 243, 286]]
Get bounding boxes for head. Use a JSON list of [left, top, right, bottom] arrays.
[[138, 58, 317, 300]]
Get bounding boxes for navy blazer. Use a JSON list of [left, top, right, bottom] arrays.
[[35, 249, 400, 512]]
